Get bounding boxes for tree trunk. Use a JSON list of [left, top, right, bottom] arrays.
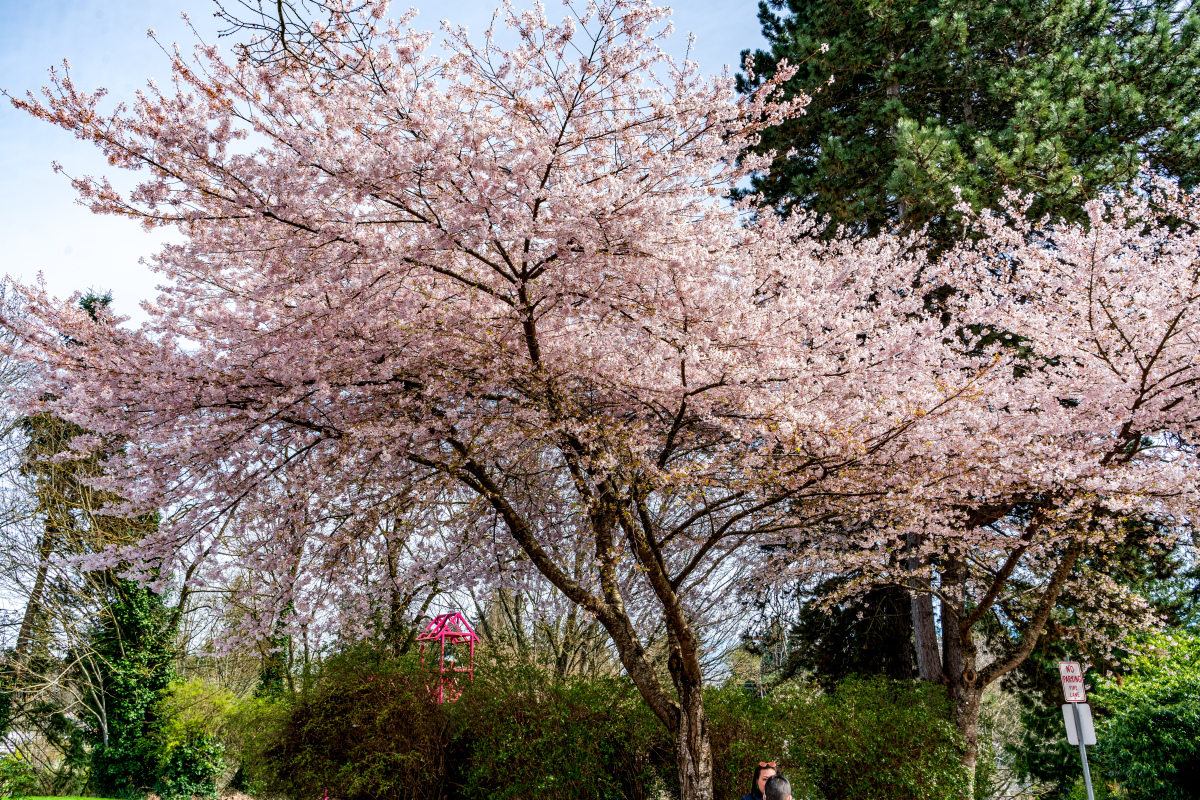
[[941, 597, 963, 691], [912, 592, 942, 681], [675, 681, 714, 800], [949, 629, 983, 800], [953, 683, 984, 798], [907, 534, 943, 683], [598, 613, 715, 800], [14, 557, 49, 662], [553, 604, 579, 680], [940, 554, 965, 694], [945, 637, 984, 799], [669, 628, 714, 800], [472, 467, 717, 798], [14, 521, 57, 665], [941, 553, 983, 799]]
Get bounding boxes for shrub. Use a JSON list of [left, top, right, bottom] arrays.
[[266, 647, 452, 800], [158, 677, 239, 744], [224, 692, 293, 792], [787, 678, 968, 800], [0, 756, 39, 798], [456, 661, 668, 800], [155, 734, 226, 800], [256, 650, 967, 800], [1093, 633, 1200, 800], [706, 678, 966, 800], [704, 686, 796, 799]]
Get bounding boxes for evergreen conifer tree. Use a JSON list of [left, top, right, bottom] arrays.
[[738, 0, 1200, 241], [3, 292, 180, 794], [778, 584, 917, 689]]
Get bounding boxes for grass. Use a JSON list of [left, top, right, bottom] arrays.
[[22, 796, 124, 799]]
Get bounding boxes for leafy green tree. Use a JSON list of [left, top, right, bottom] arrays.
[[1004, 522, 1198, 797], [0, 291, 180, 793], [737, 0, 1200, 241], [86, 579, 178, 796], [754, 582, 917, 690], [1091, 632, 1200, 800]]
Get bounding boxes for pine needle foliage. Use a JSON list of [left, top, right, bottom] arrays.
[[737, 0, 1200, 242]]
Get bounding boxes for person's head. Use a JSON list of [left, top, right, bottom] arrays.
[[751, 762, 778, 798], [764, 774, 793, 800]]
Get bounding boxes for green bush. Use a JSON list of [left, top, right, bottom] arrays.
[[704, 686, 795, 799], [790, 678, 968, 800], [1093, 633, 1200, 800], [254, 650, 966, 800], [456, 661, 668, 800], [224, 691, 293, 792], [155, 734, 226, 800], [155, 674, 306, 795], [0, 756, 39, 798], [157, 677, 239, 744], [706, 678, 966, 800], [265, 647, 452, 800]]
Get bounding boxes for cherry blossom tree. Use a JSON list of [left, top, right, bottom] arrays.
[[783, 182, 1200, 785], [3, 1, 985, 795]]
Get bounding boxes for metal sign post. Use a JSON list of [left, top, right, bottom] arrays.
[[1059, 661, 1095, 800]]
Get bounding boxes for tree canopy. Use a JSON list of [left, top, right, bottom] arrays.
[[1094, 633, 1200, 799], [7, 1, 1200, 796], [738, 0, 1200, 240]]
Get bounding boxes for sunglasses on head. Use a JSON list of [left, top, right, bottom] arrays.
[[759, 762, 777, 768]]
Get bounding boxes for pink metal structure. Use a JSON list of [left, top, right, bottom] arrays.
[[415, 612, 479, 703]]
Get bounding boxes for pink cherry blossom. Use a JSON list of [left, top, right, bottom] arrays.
[[6, 1, 1198, 795]]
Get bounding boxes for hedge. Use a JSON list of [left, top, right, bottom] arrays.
[[254, 650, 968, 800]]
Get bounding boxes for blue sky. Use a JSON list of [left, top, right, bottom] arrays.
[[0, 0, 768, 324]]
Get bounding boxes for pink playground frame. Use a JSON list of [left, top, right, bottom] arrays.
[[415, 611, 479, 702]]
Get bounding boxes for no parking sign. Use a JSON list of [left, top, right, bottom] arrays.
[[1059, 661, 1087, 702], [1059, 661, 1095, 800]]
